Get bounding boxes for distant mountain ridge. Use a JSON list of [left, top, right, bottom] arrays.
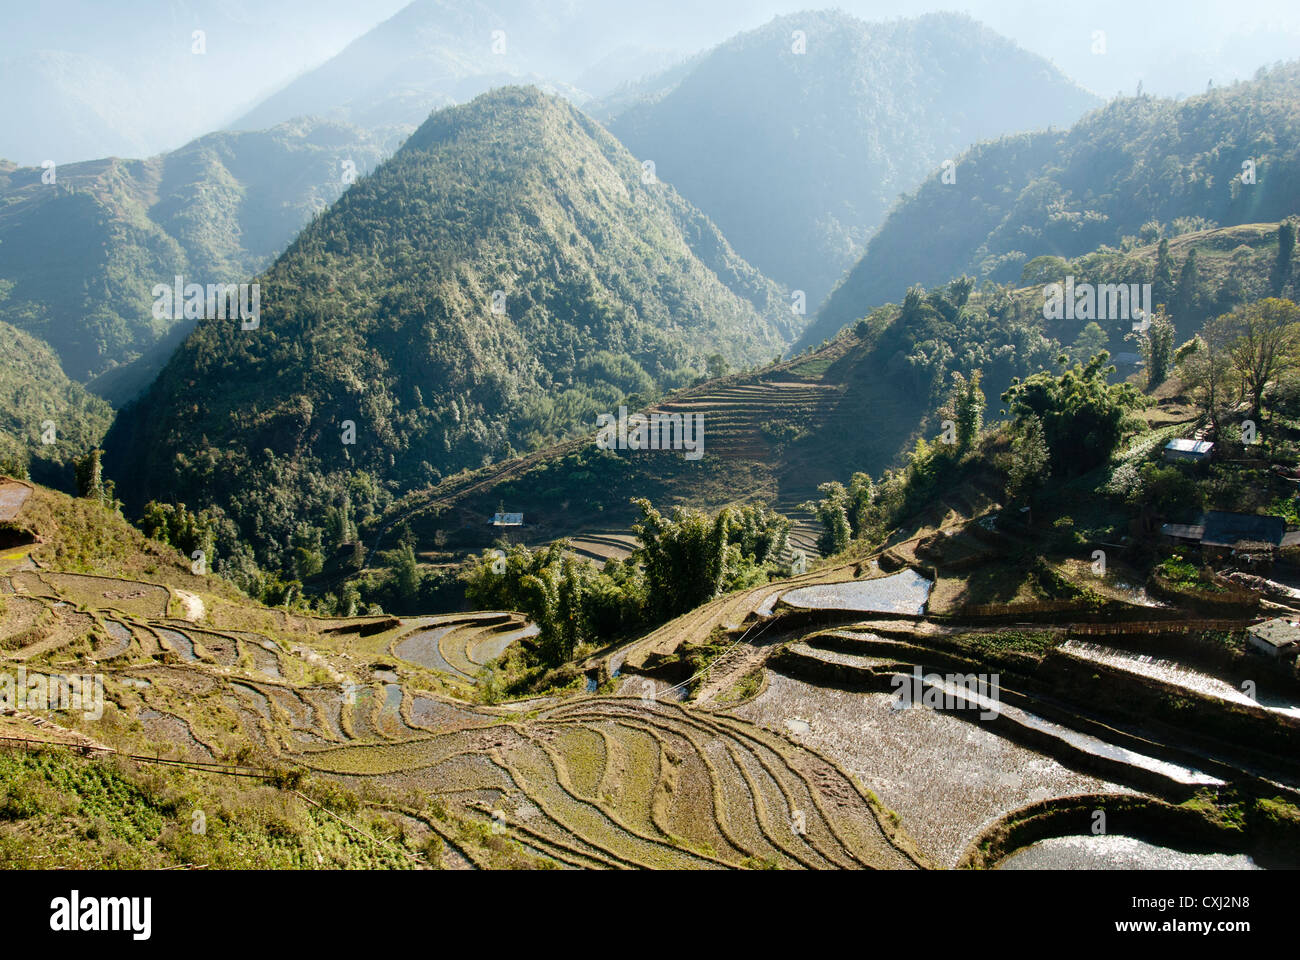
[[603, 10, 1100, 312], [800, 60, 1300, 349], [0, 118, 398, 395]]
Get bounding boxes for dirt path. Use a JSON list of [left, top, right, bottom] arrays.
[[173, 590, 204, 622]]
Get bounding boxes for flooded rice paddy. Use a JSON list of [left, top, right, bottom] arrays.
[[780, 570, 933, 615], [395, 625, 471, 678], [96, 620, 132, 658], [998, 834, 1260, 870], [155, 628, 197, 662], [1063, 640, 1300, 718], [470, 623, 540, 665], [731, 672, 1136, 866]]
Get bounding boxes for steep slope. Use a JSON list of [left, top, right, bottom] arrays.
[[0, 119, 396, 391], [371, 219, 1298, 561], [104, 87, 793, 570], [801, 61, 1300, 349], [604, 10, 1099, 311], [0, 321, 113, 490]]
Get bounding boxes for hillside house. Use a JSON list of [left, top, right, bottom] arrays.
[[1247, 618, 1300, 659], [1163, 438, 1214, 464], [1160, 510, 1289, 572]]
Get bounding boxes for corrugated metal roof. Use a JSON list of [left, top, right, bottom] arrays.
[[1165, 438, 1214, 455], [1248, 618, 1300, 647], [1160, 523, 1205, 540], [1202, 511, 1286, 548]]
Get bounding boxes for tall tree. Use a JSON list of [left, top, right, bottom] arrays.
[[951, 369, 987, 450], [1175, 331, 1234, 439], [1068, 322, 1109, 366], [1219, 298, 1300, 424], [1174, 248, 1202, 322], [1005, 414, 1051, 522], [73, 449, 106, 505], [801, 482, 852, 557], [1274, 221, 1296, 296], [1001, 354, 1144, 474], [1130, 307, 1176, 388], [1153, 238, 1177, 309]]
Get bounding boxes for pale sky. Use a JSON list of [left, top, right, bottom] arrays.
[[3, 0, 1297, 164]]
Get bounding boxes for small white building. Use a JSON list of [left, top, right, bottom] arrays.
[[1247, 619, 1300, 659], [491, 513, 524, 527], [1163, 438, 1214, 464]]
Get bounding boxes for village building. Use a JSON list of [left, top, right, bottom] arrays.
[[1162, 438, 1214, 464], [1247, 618, 1300, 660], [1160, 510, 1289, 573]]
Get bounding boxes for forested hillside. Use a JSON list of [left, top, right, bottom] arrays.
[[0, 319, 113, 489], [369, 218, 1298, 583], [104, 87, 794, 572], [802, 61, 1300, 348], [0, 118, 396, 394]]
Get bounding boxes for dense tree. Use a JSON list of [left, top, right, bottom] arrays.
[[1005, 414, 1051, 514], [390, 543, 421, 603], [73, 449, 106, 504], [1068, 322, 1109, 367], [949, 369, 987, 450], [140, 501, 216, 564], [802, 483, 853, 557], [1216, 298, 1300, 424], [1174, 249, 1203, 321], [1001, 354, 1145, 474], [1130, 307, 1177, 388], [1153, 238, 1177, 309], [632, 499, 729, 620], [1274, 221, 1296, 296]]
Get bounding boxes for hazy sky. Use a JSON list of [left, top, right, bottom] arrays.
[[3, 0, 1298, 164]]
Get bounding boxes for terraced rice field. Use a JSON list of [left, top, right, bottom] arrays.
[[0, 479, 32, 521], [564, 533, 639, 564], [1061, 640, 1300, 717], [780, 569, 933, 615], [393, 612, 533, 681], [731, 672, 1137, 866], [651, 381, 841, 463], [5, 466, 1293, 871]]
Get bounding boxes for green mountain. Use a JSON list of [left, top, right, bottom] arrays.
[[603, 10, 1099, 312], [0, 118, 396, 393], [800, 61, 1300, 350], [0, 319, 112, 489], [371, 219, 1299, 569], [104, 87, 794, 571]]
